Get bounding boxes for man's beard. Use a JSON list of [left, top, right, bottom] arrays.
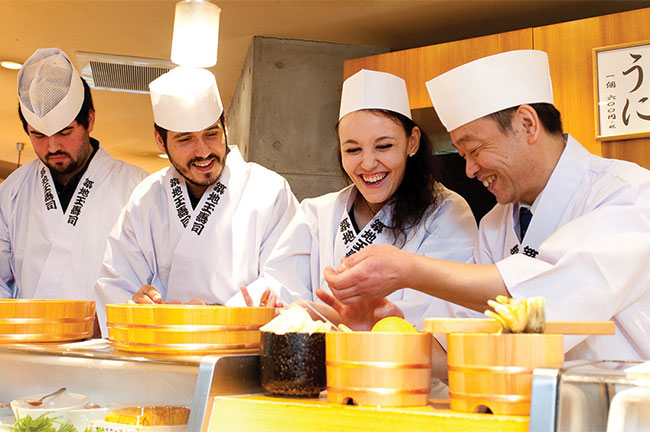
[[45, 151, 81, 174], [42, 134, 93, 176], [170, 153, 226, 189]]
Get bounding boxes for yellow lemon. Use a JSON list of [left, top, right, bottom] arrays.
[[371, 316, 418, 333]]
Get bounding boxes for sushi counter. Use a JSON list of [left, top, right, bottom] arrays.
[[0, 341, 253, 431], [3, 342, 649, 432], [0, 299, 644, 431], [206, 358, 650, 432], [0, 342, 530, 432], [207, 393, 529, 432]]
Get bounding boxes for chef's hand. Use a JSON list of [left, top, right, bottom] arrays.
[[130, 284, 163, 304], [324, 244, 407, 304], [315, 288, 404, 331], [240, 286, 285, 308], [128, 285, 207, 305], [184, 299, 207, 305]]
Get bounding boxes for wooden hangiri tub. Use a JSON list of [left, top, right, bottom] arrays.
[[326, 331, 432, 407], [0, 299, 95, 343], [106, 303, 274, 355]]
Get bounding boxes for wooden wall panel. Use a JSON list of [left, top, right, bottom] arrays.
[[343, 29, 533, 110], [343, 7, 650, 168], [534, 8, 650, 164]]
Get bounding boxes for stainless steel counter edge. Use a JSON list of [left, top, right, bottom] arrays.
[[188, 354, 262, 432]]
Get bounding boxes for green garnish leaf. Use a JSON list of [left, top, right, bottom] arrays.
[[11, 413, 105, 432]]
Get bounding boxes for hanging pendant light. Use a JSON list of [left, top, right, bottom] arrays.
[[171, 0, 221, 68]]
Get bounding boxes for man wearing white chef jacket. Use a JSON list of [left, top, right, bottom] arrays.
[[325, 50, 650, 361], [94, 67, 297, 332], [0, 48, 147, 302]]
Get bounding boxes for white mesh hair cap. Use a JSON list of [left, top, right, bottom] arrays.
[[339, 69, 412, 120], [426, 50, 554, 132], [149, 66, 223, 133], [17, 48, 84, 136]]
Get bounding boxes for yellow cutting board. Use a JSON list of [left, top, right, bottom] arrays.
[[424, 318, 615, 335]]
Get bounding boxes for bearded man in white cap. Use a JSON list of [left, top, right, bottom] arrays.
[[325, 50, 650, 361], [95, 67, 297, 331], [0, 48, 147, 303]]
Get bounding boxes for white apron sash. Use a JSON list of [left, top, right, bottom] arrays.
[[332, 191, 408, 304], [505, 141, 584, 261], [165, 155, 247, 302], [333, 190, 391, 260], [33, 150, 115, 298]]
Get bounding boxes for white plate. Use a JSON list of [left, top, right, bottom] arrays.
[[0, 415, 14, 432], [68, 407, 112, 431], [11, 392, 89, 424], [12, 392, 88, 410]]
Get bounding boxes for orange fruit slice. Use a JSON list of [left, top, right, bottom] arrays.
[[371, 316, 418, 333]]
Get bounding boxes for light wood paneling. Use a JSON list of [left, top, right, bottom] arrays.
[[534, 8, 650, 164], [343, 29, 533, 110], [344, 7, 650, 168]]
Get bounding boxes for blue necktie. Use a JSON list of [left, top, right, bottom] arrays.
[[519, 207, 533, 240]]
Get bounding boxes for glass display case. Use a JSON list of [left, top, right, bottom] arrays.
[[0, 340, 262, 431], [529, 359, 649, 432]]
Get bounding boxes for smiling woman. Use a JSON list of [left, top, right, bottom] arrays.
[[243, 69, 478, 334], [338, 108, 434, 246]]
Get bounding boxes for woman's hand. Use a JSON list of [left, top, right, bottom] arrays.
[[240, 286, 285, 308], [315, 288, 403, 331]]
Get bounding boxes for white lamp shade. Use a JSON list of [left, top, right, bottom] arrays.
[[171, 0, 221, 68]]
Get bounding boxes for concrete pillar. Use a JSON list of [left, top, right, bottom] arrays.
[[228, 37, 387, 201]]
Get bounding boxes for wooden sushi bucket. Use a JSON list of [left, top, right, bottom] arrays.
[[106, 304, 274, 355], [326, 331, 432, 407], [426, 318, 615, 416], [0, 299, 95, 343], [447, 333, 564, 416]]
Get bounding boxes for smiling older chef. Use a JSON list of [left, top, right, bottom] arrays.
[[0, 48, 147, 301], [95, 66, 297, 331], [325, 50, 650, 361]]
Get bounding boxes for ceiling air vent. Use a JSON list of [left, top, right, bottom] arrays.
[[76, 51, 175, 94]]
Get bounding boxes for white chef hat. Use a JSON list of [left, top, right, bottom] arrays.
[[149, 66, 223, 133], [17, 48, 85, 137], [339, 69, 411, 120], [426, 50, 554, 132]]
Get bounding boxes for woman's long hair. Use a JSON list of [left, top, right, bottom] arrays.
[[337, 109, 443, 247]]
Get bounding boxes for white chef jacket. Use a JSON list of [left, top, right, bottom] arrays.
[[475, 134, 650, 360], [0, 146, 147, 300], [246, 183, 478, 330], [95, 146, 298, 331]]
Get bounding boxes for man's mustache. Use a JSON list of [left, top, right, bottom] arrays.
[[46, 151, 70, 159], [188, 154, 220, 166]]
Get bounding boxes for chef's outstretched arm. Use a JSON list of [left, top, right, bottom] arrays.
[[324, 244, 508, 313]]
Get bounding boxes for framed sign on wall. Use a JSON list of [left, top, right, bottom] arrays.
[[593, 40, 650, 141]]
